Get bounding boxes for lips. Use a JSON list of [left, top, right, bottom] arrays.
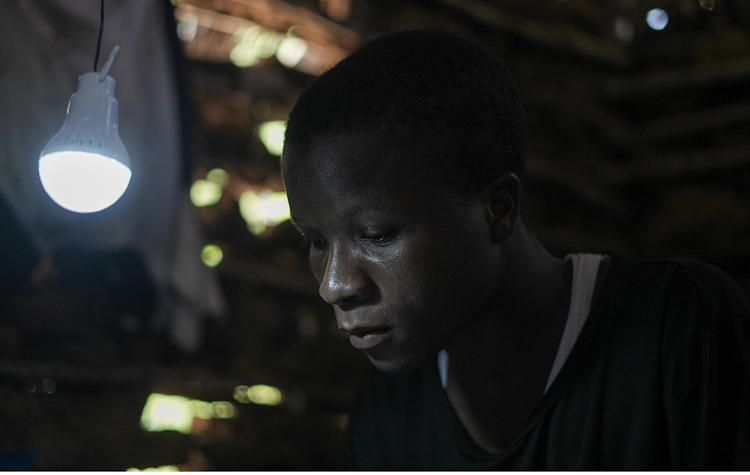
[[344, 326, 391, 350]]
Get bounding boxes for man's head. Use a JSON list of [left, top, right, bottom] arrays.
[[282, 30, 528, 374], [283, 29, 528, 196]]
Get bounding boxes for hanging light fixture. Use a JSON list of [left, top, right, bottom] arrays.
[[38, 0, 131, 213]]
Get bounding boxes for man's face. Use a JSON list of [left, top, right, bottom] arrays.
[[283, 134, 500, 374]]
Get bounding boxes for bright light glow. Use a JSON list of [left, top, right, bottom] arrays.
[[247, 384, 282, 405], [201, 244, 223, 268], [239, 190, 290, 235], [276, 37, 308, 68], [206, 168, 230, 188], [646, 8, 669, 30], [38, 151, 132, 213], [257, 121, 286, 156], [140, 393, 236, 435], [190, 179, 222, 207], [140, 393, 194, 434], [230, 27, 282, 68]]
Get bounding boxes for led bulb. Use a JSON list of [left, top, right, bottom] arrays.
[[39, 151, 131, 213], [39, 55, 131, 213]]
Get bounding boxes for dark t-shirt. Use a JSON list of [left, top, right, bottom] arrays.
[[341, 254, 750, 469]]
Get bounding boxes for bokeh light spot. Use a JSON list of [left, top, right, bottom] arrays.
[[126, 465, 179, 472], [276, 37, 308, 68], [140, 393, 194, 434], [211, 401, 236, 418], [201, 244, 223, 268], [42, 379, 56, 394], [176, 12, 198, 42], [647, 8, 669, 30], [247, 384, 283, 405], [239, 190, 291, 235], [190, 179, 222, 207], [233, 385, 251, 403], [191, 400, 212, 420], [206, 168, 230, 188], [257, 121, 286, 156]]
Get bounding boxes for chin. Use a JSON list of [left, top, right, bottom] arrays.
[[367, 352, 432, 375]]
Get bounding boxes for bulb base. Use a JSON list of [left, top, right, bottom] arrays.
[[40, 72, 130, 168]]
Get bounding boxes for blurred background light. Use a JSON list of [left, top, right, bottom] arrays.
[[210, 401, 236, 418], [647, 8, 669, 30], [42, 378, 56, 394], [239, 190, 290, 235], [230, 27, 282, 68], [176, 12, 198, 42], [276, 37, 308, 68], [233, 385, 251, 403], [206, 168, 229, 188], [140, 393, 236, 435], [257, 120, 286, 156], [201, 244, 224, 268], [190, 399, 212, 420], [247, 384, 282, 405], [140, 393, 194, 434], [190, 179, 222, 207], [699, 0, 715, 11], [126, 465, 179, 472]]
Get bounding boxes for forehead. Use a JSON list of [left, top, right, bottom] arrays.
[[283, 133, 467, 227], [283, 132, 434, 196]]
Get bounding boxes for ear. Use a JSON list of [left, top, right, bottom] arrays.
[[482, 173, 521, 244]]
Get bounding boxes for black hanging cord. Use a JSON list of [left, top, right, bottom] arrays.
[[93, 0, 105, 71]]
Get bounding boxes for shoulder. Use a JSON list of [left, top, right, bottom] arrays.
[[604, 253, 750, 366], [605, 253, 748, 311]]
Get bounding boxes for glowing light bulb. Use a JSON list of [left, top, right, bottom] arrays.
[[38, 46, 132, 213], [39, 151, 131, 213]]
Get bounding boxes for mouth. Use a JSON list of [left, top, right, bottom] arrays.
[[343, 326, 391, 350]]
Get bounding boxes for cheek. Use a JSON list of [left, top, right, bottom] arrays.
[[308, 251, 326, 282], [401, 235, 495, 312]]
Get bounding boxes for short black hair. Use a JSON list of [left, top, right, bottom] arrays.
[[283, 29, 527, 196]]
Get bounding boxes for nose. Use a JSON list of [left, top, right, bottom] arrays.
[[318, 245, 374, 307]]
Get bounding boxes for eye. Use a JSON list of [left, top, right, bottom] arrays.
[[361, 227, 396, 245], [304, 235, 327, 251]]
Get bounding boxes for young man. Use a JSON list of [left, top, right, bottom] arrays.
[[281, 30, 750, 469]]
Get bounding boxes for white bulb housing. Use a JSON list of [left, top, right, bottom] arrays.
[[39, 71, 131, 213]]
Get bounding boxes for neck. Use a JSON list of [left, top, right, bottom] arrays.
[[445, 223, 569, 370], [442, 223, 572, 453]]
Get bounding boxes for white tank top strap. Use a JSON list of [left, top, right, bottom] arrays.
[[438, 253, 603, 392], [543, 253, 602, 393]]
